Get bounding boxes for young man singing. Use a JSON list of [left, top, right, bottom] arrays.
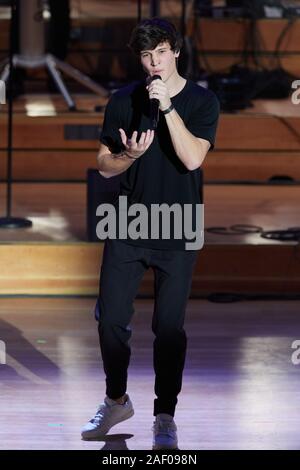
[[81, 17, 220, 449]]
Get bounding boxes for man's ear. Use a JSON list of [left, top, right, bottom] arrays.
[[174, 49, 180, 58]]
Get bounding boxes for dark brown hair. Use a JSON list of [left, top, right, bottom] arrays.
[[128, 18, 182, 55]]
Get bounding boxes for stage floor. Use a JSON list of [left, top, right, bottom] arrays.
[[0, 297, 299, 450]]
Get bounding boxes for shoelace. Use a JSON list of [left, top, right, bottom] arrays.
[[153, 420, 176, 436], [91, 403, 109, 424]]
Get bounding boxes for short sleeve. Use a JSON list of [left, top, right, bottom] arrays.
[[186, 90, 220, 150], [99, 94, 124, 154]]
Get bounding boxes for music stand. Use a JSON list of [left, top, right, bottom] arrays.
[[0, 0, 109, 110], [0, 0, 32, 228]]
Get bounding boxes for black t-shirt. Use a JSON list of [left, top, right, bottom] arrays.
[[99, 78, 220, 251]]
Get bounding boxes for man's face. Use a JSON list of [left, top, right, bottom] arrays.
[[140, 41, 179, 82]]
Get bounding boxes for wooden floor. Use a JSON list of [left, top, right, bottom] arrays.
[[0, 297, 299, 450]]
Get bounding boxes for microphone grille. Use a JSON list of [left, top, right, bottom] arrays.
[[151, 74, 162, 81]]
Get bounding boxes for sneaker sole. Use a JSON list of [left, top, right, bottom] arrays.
[[152, 444, 178, 450], [81, 408, 134, 440]]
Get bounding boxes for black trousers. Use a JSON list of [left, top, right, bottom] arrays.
[[95, 239, 198, 417]]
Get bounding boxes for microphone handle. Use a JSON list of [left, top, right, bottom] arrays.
[[149, 75, 162, 130], [150, 98, 160, 130]]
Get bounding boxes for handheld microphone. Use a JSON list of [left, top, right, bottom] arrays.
[[149, 74, 161, 130]]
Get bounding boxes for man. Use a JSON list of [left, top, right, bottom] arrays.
[[81, 18, 219, 449]]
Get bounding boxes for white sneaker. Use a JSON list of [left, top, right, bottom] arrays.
[[152, 413, 178, 449], [81, 394, 134, 440]]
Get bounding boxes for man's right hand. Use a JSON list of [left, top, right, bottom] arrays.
[[119, 129, 154, 160]]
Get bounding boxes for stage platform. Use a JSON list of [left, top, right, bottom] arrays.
[[1, 93, 300, 182], [0, 181, 299, 295], [0, 93, 300, 295]]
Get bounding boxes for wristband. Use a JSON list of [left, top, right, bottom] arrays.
[[162, 104, 175, 115], [124, 151, 139, 160]]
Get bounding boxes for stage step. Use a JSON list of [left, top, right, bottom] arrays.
[[1, 149, 300, 183], [0, 182, 299, 295], [1, 95, 300, 182], [1, 104, 299, 150], [0, 242, 299, 296]]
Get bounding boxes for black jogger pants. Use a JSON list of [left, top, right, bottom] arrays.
[[95, 238, 198, 417]]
